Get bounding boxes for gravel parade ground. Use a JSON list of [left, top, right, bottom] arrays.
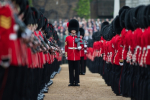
[[44, 64, 130, 100]]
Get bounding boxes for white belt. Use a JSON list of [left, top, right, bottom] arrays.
[[143, 47, 146, 50], [68, 47, 77, 49], [136, 46, 141, 49], [147, 45, 150, 49]]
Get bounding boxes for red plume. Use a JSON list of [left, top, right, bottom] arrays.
[[67, 22, 69, 27], [47, 24, 49, 27], [26, 5, 29, 10]]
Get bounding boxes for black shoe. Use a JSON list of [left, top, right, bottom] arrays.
[[116, 94, 122, 96], [80, 73, 85, 75], [75, 83, 80, 86], [68, 83, 74, 86], [43, 90, 48, 93]]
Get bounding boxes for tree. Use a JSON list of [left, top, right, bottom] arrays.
[[28, 0, 33, 7], [76, 0, 91, 19]]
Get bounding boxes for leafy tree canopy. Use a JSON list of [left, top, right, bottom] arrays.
[[76, 0, 91, 19], [28, 0, 33, 7]]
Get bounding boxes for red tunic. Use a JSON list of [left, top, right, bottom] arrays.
[[65, 35, 81, 61], [0, 3, 21, 66], [144, 27, 150, 65], [93, 41, 99, 58], [113, 34, 123, 66]]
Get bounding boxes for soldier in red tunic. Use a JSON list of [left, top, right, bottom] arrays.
[[65, 19, 80, 86], [0, 0, 30, 100], [79, 28, 85, 75]]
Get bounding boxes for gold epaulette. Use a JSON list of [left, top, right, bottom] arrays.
[[0, 2, 11, 29], [0, 15, 11, 29]]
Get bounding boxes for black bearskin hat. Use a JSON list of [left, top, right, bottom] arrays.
[[42, 17, 48, 31], [139, 5, 148, 28], [87, 39, 94, 47], [145, 5, 150, 26], [79, 28, 85, 37], [68, 19, 79, 33], [31, 7, 40, 24], [113, 16, 122, 34], [101, 21, 109, 29], [24, 7, 34, 25], [131, 5, 145, 29], [119, 6, 130, 16], [124, 8, 134, 30], [107, 23, 115, 40], [12, 0, 27, 15], [37, 12, 44, 30], [53, 30, 58, 41], [119, 7, 130, 28]]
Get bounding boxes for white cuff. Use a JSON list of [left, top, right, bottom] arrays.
[[0, 61, 10, 68]]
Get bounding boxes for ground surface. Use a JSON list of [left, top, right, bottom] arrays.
[[44, 64, 130, 100]]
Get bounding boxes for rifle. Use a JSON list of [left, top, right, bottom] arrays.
[[80, 37, 88, 48], [38, 36, 49, 53], [14, 14, 32, 37], [50, 39, 62, 53], [75, 31, 81, 50], [42, 35, 56, 54]]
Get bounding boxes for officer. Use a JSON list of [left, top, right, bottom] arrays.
[[65, 19, 80, 86]]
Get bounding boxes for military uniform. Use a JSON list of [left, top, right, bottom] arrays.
[[65, 19, 80, 86], [65, 35, 80, 85]]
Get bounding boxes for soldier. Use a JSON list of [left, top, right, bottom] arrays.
[[93, 31, 101, 73], [0, 0, 30, 100], [65, 19, 80, 86], [79, 28, 85, 75]]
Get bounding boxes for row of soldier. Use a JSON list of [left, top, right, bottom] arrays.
[[0, 0, 62, 100], [86, 5, 150, 100]]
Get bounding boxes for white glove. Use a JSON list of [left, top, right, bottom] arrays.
[[84, 50, 87, 54], [0, 61, 10, 68], [119, 62, 123, 66], [84, 44, 87, 48], [77, 46, 82, 50]]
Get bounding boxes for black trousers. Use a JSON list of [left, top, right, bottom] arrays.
[[68, 60, 80, 84], [1, 66, 17, 100], [80, 57, 84, 74], [147, 66, 150, 100], [84, 60, 86, 73]]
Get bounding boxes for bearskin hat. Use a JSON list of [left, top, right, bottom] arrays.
[[124, 8, 134, 30], [12, 0, 27, 15], [31, 7, 40, 24], [144, 5, 150, 27], [37, 12, 44, 30], [79, 28, 85, 37], [113, 15, 122, 34], [93, 31, 100, 41], [140, 5, 148, 28], [101, 21, 109, 29], [23, 7, 34, 25], [119, 7, 130, 28], [42, 17, 48, 31], [68, 19, 79, 33], [131, 5, 145, 29]]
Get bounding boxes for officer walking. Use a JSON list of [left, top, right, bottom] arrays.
[[65, 19, 81, 86]]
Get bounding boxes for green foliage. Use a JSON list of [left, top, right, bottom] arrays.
[[75, 0, 91, 19], [28, 0, 33, 7]]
